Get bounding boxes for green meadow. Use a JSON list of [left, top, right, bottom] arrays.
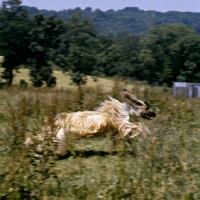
[[0, 75, 200, 199]]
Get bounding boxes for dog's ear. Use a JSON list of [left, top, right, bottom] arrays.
[[120, 88, 147, 107]]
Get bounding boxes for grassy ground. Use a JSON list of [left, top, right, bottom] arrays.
[[0, 56, 3, 63], [0, 68, 131, 92], [0, 81, 200, 199]]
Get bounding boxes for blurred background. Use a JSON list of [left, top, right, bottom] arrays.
[[0, 0, 200, 88]]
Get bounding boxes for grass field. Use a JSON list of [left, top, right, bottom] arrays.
[[0, 68, 133, 92], [0, 76, 200, 199], [0, 56, 3, 63]]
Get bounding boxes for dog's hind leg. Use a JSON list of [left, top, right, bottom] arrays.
[[55, 127, 68, 156]]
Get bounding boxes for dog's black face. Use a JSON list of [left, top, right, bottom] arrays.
[[142, 110, 156, 120]]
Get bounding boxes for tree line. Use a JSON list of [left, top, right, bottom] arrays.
[[0, 0, 200, 87], [23, 6, 200, 36]]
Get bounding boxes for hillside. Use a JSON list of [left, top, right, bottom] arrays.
[[23, 6, 200, 35], [0, 68, 133, 92]]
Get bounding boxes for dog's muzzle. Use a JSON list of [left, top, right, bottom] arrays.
[[142, 111, 156, 120]]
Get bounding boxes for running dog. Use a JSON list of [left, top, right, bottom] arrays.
[[25, 89, 156, 156]]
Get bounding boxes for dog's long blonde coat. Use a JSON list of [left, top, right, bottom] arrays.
[[25, 89, 156, 156], [55, 96, 143, 139]]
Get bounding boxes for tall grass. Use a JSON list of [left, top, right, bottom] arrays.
[[0, 83, 200, 199]]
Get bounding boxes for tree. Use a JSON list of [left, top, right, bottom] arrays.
[[94, 35, 121, 77], [94, 32, 141, 79], [116, 31, 141, 78], [0, 0, 29, 85], [98, 43, 123, 76], [139, 24, 200, 86], [62, 14, 98, 88], [175, 35, 200, 82], [26, 14, 66, 87]]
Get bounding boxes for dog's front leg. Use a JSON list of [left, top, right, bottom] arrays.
[[117, 122, 143, 152], [118, 122, 141, 139], [124, 139, 134, 151]]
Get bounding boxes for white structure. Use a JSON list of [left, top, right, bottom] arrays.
[[173, 82, 200, 98]]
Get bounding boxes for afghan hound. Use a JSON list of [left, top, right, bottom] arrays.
[[24, 89, 156, 156]]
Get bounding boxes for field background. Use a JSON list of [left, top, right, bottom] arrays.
[[0, 68, 130, 92], [0, 72, 200, 199]]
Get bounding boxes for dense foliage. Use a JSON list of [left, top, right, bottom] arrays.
[[26, 14, 66, 87], [23, 6, 200, 35], [0, 0, 29, 85], [138, 24, 200, 86], [63, 14, 98, 87], [0, 0, 200, 87]]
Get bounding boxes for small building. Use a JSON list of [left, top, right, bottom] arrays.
[[173, 82, 200, 98]]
